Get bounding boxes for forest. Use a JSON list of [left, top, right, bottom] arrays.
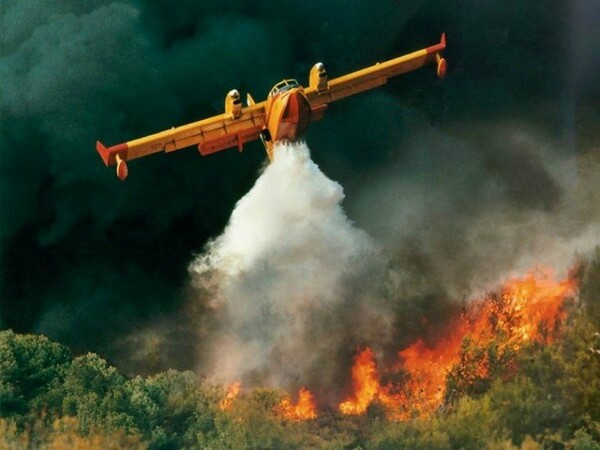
[[1, 250, 599, 449]]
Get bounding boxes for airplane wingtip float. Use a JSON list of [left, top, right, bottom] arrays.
[[97, 34, 447, 181]]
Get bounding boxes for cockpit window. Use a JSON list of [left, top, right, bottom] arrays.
[[269, 79, 300, 98]]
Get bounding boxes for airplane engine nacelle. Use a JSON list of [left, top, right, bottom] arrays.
[[309, 62, 328, 92], [225, 89, 242, 119]]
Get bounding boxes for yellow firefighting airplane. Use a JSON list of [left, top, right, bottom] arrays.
[[97, 34, 446, 180]]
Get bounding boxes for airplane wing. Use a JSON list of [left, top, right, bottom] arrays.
[[304, 33, 446, 120], [97, 99, 267, 180], [97, 34, 445, 180]]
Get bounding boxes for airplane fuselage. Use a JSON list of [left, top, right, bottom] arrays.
[[263, 82, 312, 160]]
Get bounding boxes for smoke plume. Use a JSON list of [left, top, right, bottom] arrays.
[[352, 120, 600, 300]]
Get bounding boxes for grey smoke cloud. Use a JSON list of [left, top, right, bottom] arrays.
[[352, 118, 600, 300]]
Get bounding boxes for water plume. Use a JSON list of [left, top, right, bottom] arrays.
[[189, 142, 392, 396]]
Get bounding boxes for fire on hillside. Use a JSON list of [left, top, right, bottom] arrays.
[[220, 268, 577, 421]]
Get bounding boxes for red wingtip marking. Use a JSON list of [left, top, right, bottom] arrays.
[[96, 141, 129, 167], [96, 141, 111, 166], [426, 33, 446, 55]]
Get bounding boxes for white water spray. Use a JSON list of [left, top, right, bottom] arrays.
[[190, 142, 392, 389]]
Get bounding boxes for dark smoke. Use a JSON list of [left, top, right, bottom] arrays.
[[1, 0, 598, 379], [0, 0, 412, 348], [353, 119, 600, 300]]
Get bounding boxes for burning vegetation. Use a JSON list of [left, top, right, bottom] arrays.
[[207, 266, 580, 423], [1, 258, 599, 449], [337, 268, 578, 421], [275, 388, 318, 421]]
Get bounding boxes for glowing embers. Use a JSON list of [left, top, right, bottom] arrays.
[[339, 268, 577, 420]]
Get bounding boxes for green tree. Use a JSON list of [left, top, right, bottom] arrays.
[[440, 394, 506, 450], [556, 251, 600, 424], [48, 352, 136, 435], [566, 424, 600, 450], [0, 330, 70, 418], [557, 318, 600, 424], [126, 370, 220, 450], [365, 419, 450, 450], [579, 248, 600, 329], [488, 376, 568, 445]]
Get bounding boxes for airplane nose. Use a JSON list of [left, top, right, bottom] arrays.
[[282, 90, 312, 140], [282, 90, 301, 120]]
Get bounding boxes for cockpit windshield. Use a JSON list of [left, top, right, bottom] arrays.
[[268, 79, 300, 98]]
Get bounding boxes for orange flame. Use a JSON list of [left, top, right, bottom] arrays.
[[276, 387, 317, 420], [219, 381, 241, 411], [339, 347, 380, 415], [216, 269, 576, 421], [492, 268, 576, 345], [338, 268, 577, 419]]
